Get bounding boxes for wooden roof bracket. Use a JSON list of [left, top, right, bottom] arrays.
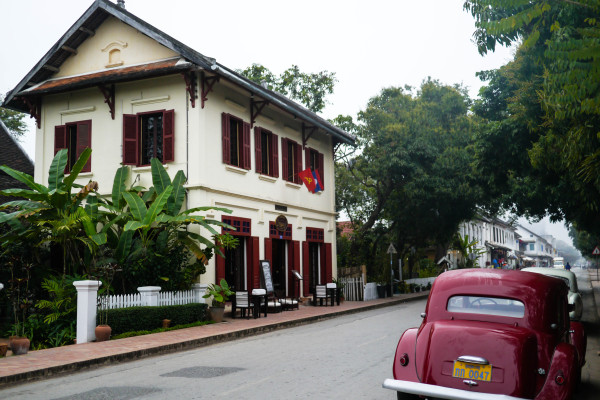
[[98, 84, 115, 120], [302, 122, 317, 149], [20, 97, 41, 129], [182, 71, 197, 108], [201, 72, 219, 109], [250, 97, 269, 127]]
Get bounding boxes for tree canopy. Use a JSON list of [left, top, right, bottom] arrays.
[[0, 94, 28, 140], [336, 79, 481, 277], [465, 0, 600, 236], [238, 64, 336, 113]]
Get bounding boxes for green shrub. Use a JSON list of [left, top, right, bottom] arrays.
[[99, 303, 208, 336], [111, 320, 212, 340]]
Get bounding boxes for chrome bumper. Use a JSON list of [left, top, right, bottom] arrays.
[[382, 378, 528, 400]]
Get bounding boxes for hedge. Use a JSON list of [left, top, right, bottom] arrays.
[[98, 303, 208, 336]]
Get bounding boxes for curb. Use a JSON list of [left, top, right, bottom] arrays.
[[0, 293, 429, 387]]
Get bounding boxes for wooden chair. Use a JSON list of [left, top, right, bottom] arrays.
[[314, 284, 330, 306], [232, 291, 253, 319]]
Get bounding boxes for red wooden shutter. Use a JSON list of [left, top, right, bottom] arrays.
[[216, 250, 226, 283], [221, 113, 230, 165], [162, 109, 175, 163], [242, 122, 251, 170], [254, 127, 262, 174], [324, 242, 332, 283], [54, 125, 67, 155], [302, 241, 310, 295], [294, 142, 302, 184], [291, 240, 300, 297], [251, 236, 260, 289], [318, 151, 325, 190], [281, 138, 288, 181], [271, 133, 279, 178], [76, 120, 92, 172], [305, 147, 311, 170], [122, 114, 138, 165]]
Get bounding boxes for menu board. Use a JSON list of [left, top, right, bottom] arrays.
[[260, 260, 274, 293]]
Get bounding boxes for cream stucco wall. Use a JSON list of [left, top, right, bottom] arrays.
[[35, 71, 338, 292], [55, 16, 178, 78]]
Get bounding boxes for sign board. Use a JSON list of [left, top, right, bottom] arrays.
[[260, 260, 274, 293], [387, 243, 397, 254], [593, 246, 600, 256]]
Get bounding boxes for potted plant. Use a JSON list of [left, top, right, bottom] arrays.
[[94, 263, 119, 342], [6, 259, 33, 355], [203, 278, 233, 323]]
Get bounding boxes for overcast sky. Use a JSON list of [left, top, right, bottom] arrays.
[[0, 0, 573, 246]]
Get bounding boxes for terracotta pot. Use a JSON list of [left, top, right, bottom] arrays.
[[210, 306, 225, 323], [162, 319, 171, 328], [10, 337, 30, 355], [0, 344, 8, 357], [95, 325, 112, 342]]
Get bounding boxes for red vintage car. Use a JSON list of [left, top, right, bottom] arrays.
[[383, 269, 586, 400]]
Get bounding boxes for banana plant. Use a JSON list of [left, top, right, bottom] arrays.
[[0, 149, 105, 276]]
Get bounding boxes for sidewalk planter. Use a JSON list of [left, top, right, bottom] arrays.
[[0, 343, 8, 357], [9, 337, 30, 355], [95, 325, 112, 342], [209, 306, 225, 323]]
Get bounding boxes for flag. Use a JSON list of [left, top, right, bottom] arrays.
[[312, 169, 323, 193], [299, 168, 317, 192]]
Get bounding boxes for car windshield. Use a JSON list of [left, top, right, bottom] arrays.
[[447, 295, 525, 318]]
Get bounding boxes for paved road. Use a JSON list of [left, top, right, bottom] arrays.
[[0, 300, 425, 399]]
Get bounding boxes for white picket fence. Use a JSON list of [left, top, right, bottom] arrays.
[[158, 289, 195, 306], [339, 277, 364, 301], [99, 293, 142, 310], [74, 281, 208, 345]]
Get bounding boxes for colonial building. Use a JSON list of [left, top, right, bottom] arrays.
[[455, 216, 520, 269], [516, 225, 555, 267], [2, 0, 355, 298]]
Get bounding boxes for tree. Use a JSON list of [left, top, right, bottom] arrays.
[[0, 94, 28, 140], [464, 0, 600, 235], [238, 64, 336, 113], [335, 80, 481, 278]]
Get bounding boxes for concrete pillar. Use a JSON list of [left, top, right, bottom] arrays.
[[137, 286, 162, 306], [73, 280, 102, 344], [192, 283, 208, 304]]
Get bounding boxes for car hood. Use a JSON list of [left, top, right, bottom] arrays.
[[415, 320, 539, 398]]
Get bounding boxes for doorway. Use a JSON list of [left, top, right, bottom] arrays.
[[308, 242, 320, 293], [271, 239, 287, 297], [225, 239, 246, 291]]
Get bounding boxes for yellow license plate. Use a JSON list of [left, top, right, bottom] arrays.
[[452, 360, 492, 382]]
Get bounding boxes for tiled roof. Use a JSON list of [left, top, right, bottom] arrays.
[[0, 119, 34, 204]]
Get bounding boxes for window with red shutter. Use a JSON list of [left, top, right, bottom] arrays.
[[222, 113, 250, 169], [122, 110, 174, 166], [306, 147, 325, 191], [54, 120, 92, 173], [282, 138, 301, 183], [255, 127, 279, 178]]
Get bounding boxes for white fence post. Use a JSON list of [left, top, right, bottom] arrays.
[[138, 286, 162, 306], [192, 283, 208, 304], [73, 280, 102, 344]]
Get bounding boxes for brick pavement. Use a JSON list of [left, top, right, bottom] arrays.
[[0, 291, 428, 388]]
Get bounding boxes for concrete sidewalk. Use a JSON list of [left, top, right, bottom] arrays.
[[0, 291, 429, 388]]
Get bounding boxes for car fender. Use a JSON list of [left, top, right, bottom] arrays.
[[392, 327, 419, 382], [569, 321, 587, 367], [535, 343, 577, 400]]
